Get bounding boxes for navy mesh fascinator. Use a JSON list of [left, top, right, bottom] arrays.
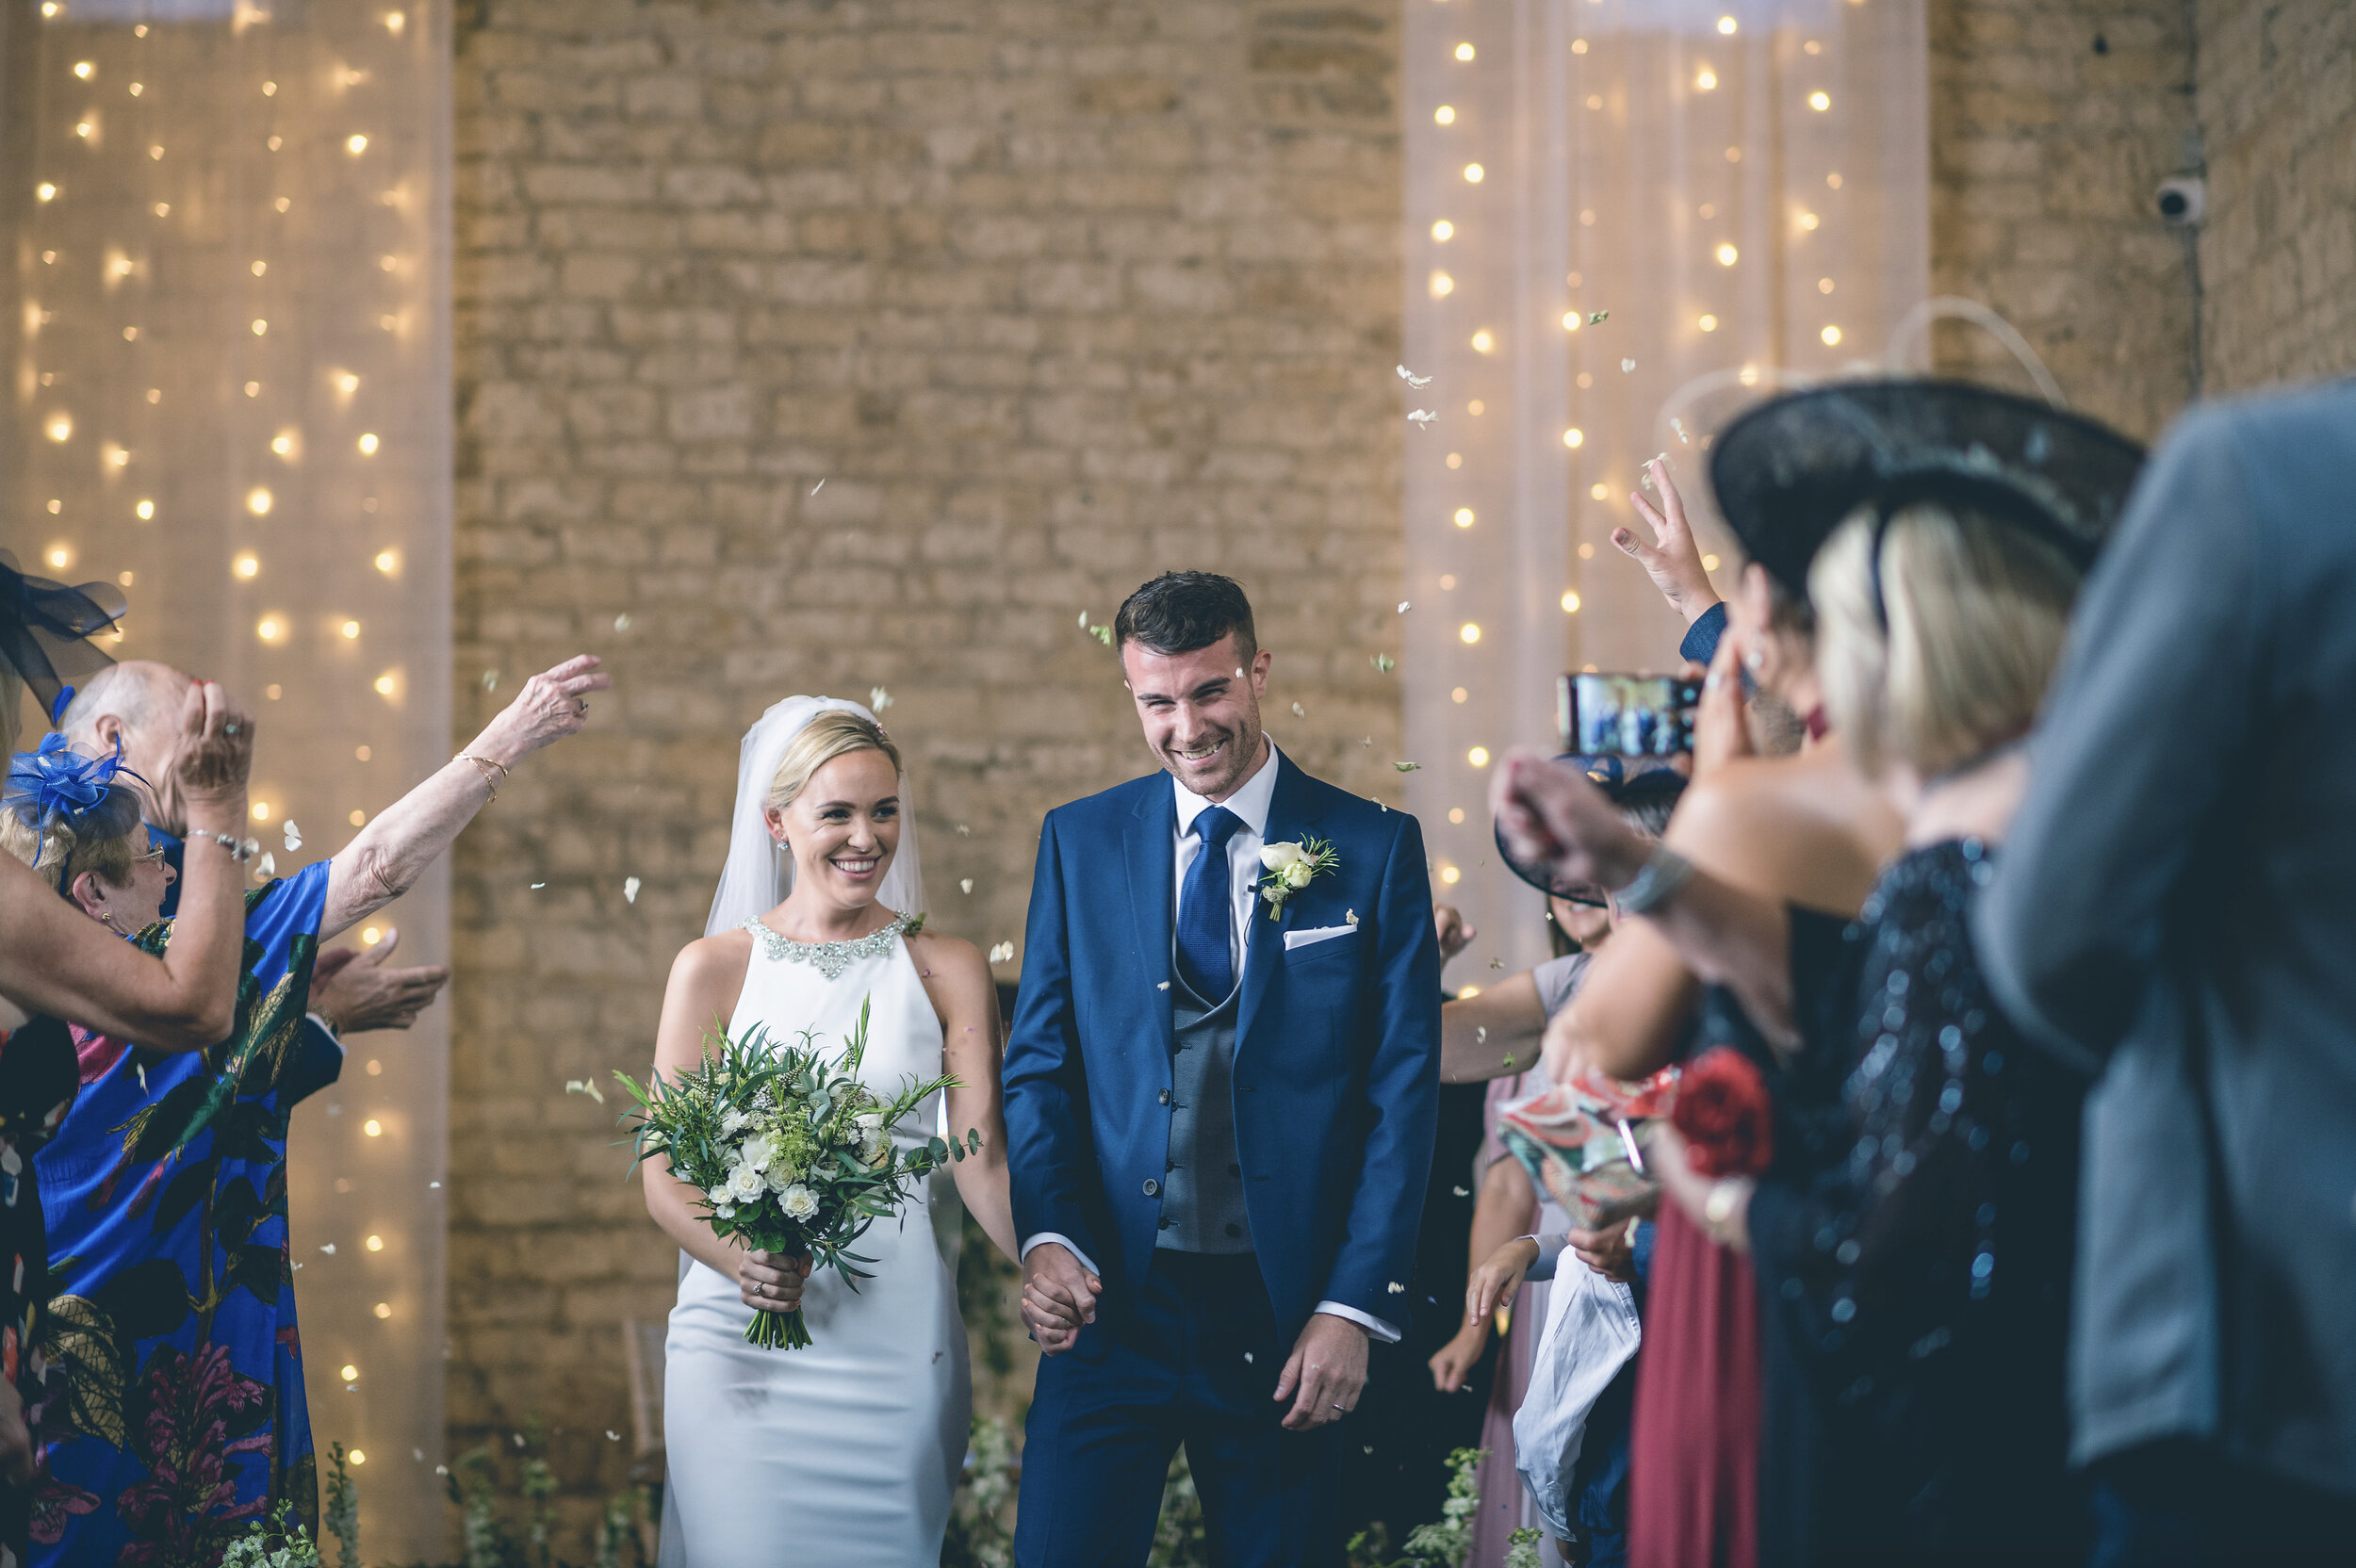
[[1707, 379, 2147, 602], [0, 550, 126, 727], [5, 733, 148, 864]]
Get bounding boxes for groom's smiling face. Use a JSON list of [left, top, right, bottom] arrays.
[[1121, 630, 1273, 803]]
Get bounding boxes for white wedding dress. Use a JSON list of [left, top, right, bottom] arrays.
[[658, 911, 971, 1567]]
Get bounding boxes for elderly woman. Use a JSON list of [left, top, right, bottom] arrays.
[[1495, 383, 2143, 1567]]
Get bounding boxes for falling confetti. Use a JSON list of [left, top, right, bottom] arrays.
[[869, 685, 892, 714], [1371, 654, 1395, 674], [283, 822, 302, 853], [319, 1244, 337, 1256], [959, 878, 973, 894], [1671, 416, 1690, 445], [810, 479, 825, 496], [1490, 956, 1505, 970], [1156, 981, 1170, 990], [1407, 409, 1438, 431], [1089, 624, 1113, 647], [564, 1079, 605, 1103], [1078, 611, 1090, 629], [614, 612, 632, 631], [1397, 601, 1412, 613], [605, 1430, 622, 1442], [1243, 1351, 1254, 1364], [1394, 761, 1421, 773], [1477, 1026, 1488, 1042], [624, 876, 641, 904], [254, 851, 276, 880], [429, 1181, 442, 1189], [483, 669, 499, 692], [1291, 702, 1305, 717], [988, 941, 1015, 964], [1502, 1053, 1516, 1070], [530, 882, 546, 890], [1453, 1185, 1471, 1197], [1590, 310, 1611, 325], [1346, 909, 1358, 924], [1363, 737, 1373, 747], [1388, 1282, 1407, 1294], [1397, 364, 1432, 388], [1621, 359, 1636, 374]]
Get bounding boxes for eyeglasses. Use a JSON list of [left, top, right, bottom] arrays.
[[130, 843, 168, 868]]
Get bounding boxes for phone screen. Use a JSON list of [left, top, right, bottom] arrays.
[[1559, 673, 1703, 757]]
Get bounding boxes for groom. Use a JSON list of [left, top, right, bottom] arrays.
[[1005, 572, 1442, 1565]]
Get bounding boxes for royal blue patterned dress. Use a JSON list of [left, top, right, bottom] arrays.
[[28, 863, 336, 1564]]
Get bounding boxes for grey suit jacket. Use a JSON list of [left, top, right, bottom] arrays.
[[1975, 378, 2356, 1498]]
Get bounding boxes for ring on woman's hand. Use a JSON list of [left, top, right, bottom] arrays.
[[576, 699, 589, 716], [224, 720, 241, 736], [1332, 1402, 1346, 1412]]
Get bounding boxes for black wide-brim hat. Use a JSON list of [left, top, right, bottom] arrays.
[[1707, 379, 2147, 601], [0, 551, 124, 728]]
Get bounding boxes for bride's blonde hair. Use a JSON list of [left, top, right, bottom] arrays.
[[765, 710, 901, 812]]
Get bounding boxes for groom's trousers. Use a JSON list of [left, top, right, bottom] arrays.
[[1016, 1250, 1344, 1568]]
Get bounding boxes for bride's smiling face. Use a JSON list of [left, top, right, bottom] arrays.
[[765, 748, 902, 909]]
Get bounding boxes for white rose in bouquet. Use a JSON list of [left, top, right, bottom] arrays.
[[1281, 858, 1315, 890], [779, 1184, 819, 1221], [727, 1163, 766, 1202], [1259, 842, 1305, 874]]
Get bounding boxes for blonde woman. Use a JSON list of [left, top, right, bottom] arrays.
[[647, 698, 1015, 1566]]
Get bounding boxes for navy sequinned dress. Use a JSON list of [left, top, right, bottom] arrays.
[[0, 1013, 79, 1560], [1747, 840, 2090, 1567]]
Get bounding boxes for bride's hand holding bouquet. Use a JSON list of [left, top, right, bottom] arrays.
[[617, 996, 981, 1348]]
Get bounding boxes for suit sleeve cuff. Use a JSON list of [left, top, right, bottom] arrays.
[[1679, 600, 1728, 665], [1315, 1300, 1400, 1344], [1020, 1233, 1099, 1279], [1523, 1233, 1567, 1282], [307, 1011, 340, 1041]]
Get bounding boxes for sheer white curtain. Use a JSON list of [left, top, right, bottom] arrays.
[[2, 1, 450, 1548], [1402, 0, 1926, 975]]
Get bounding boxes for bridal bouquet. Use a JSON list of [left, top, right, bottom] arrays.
[[614, 998, 977, 1348]]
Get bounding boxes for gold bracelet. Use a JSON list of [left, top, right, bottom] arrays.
[[458, 752, 509, 801]]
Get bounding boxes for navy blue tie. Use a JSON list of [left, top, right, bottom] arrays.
[[1176, 806, 1243, 1002]]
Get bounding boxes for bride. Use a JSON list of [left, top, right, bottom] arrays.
[[646, 698, 1017, 1565]]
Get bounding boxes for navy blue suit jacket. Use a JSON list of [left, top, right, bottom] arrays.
[[1004, 753, 1443, 1348]]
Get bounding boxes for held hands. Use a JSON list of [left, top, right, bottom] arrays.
[[1614, 459, 1720, 626], [1491, 752, 1652, 898], [1020, 1241, 1101, 1356], [1273, 1312, 1368, 1431], [310, 928, 451, 1034], [469, 654, 611, 768], [738, 1249, 811, 1314]]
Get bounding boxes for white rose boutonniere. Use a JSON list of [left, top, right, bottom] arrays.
[[1254, 835, 1340, 920]]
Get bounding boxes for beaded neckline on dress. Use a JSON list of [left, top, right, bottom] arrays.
[[742, 911, 911, 982]]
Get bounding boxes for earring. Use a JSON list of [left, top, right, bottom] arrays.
[[1742, 643, 1767, 675]]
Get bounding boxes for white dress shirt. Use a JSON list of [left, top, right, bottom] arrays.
[[1023, 741, 1399, 1343]]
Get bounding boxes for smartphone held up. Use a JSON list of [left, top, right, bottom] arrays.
[[1559, 672, 1703, 759]]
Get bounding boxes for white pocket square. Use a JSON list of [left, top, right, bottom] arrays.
[[1284, 924, 1359, 952]]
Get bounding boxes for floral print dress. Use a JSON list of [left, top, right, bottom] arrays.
[[0, 1013, 79, 1566], [29, 865, 336, 1565]]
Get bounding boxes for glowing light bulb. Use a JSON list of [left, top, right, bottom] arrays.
[[1821, 324, 1843, 346], [262, 81, 277, 96], [136, 498, 154, 519], [1695, 69, 1717, 90], [274, 197, 289, 212], [45, 415, 71, 442], [1702, 553, 1722, 571], [129, 82, 142, 96], [1459, 622, 1481, 645], [362, 925, 383, 944], [72, 60, 91, 79], [1451, 687, 1468, 703], [366, 1234, 384, 1251], [1591, 482, 1609, 499], [373, 672, 398, 696], [44, 546, 71, 571], [1562, 427, 1584, 449], [1798, 211, 1820, 231], [251, 259, 267, 276], [256, 616, 283, 644], [1562, 311, 1581, 332], [1827, 172, 1844, 189], [1449, 808, 1465, 824], [1819, 277, 1835, 294], [350, 809, 367, 825], [1562, 591, 1582, 613], [246, 487, 271, 514], [1427, 270, 1455, 300], [1440, 865, 1462, 885], [364, 1119, 384, 1137], [350, 1446, 369, 1462], [1718, 14, 1738, 32], [74, 122, 91, 139], [347, 133, 368, 155], [1467, 746, 1491, 767], [336, 371, 360, 394], [1698, 314, 1719, 332], [251, 802, 270, 823], [145, 388, 159, 403], [41, 3, 58, 17], [1453, 508, 1476, 529], [1454, 42, 1475, 61], [245, 381, 260, 397], [270, 433, 294, 456], [341, 1364, 359, 1381], [1447, 452, 1462, 469], [1470, 329, 1494, 352], [1809, 90, 1831, 110], [357, 433, 379, 455], [268, 136, 281, 151], [1572, 39, 1587, 55], [374, 550, 399, 575], [251, 318, 268, 335], [35, 183, 55, 202], [1716, 242, 1739, 267], [233, 553, 260, 579], [1433, 105, 1455, 125], [1463, 162, 1483, 183], [1431, 219, 1453, 242], [384, 10, 405, 33]]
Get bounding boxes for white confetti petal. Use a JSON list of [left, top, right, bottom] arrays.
[[959, 878, 973, 894], [614, 612, 632, 631], [605, 1430, 622, 1442], [956, 824, 971, 836], [283, 822, 303, 852], [530, 881, 546, 890], [1243, 1351, 1254, 1364], [1157, 981, 1170, 990], [320, 1244, 337, 1255], [1397, 364, 1432, 388], [565, 1079, 606, 1104], [623, 876, 641, 904], [483, 669, 499, 692], [1453, 1185, 1470, 1197], [810, 479, 825, 496], [1291, 702, 1305, 717], [1621, 359, 1636, 373], [1387, 1281, 1406, 1294], [1407, 409, 1438, 430], [1398, 601, 1412, 613], [869, 685, 892, 713]]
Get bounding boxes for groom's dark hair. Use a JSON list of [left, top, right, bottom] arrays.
[[1114, 572, 1258, 663]]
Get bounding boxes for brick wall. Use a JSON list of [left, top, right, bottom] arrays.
[[447, 0, 1404, 1543], [1927, 0, 2200, 440], [2195, 0, 2356, 394]]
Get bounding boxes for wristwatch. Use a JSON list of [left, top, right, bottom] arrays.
[[1613, 844, 1696, 917]]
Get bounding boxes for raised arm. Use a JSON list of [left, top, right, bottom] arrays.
[[1439, 970, 1546, 1082], [321, 654, 606, 939], [1976, 409, 2257, 1071], [0, 680, 252, 1050]]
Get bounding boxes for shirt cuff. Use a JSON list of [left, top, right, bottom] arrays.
[[1314, 1300, 1400, 1344], [306, 1011, 340, 1042], [1679, 600, 1728, 666], [1523, 1233, 1568, 1282], [1020, 1233, 1100, 1279]]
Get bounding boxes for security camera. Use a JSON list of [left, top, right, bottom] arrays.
[[2156, 175, 2206, 226]]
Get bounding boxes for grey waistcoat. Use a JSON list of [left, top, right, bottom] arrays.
[[1156, 977, 1252, 1255]]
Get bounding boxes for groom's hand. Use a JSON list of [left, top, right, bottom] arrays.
[[1273, 1313, 1369, 1430], [1021, 1242, 1102, 1356]]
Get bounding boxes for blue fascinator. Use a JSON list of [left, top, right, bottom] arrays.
[[4, 733, 148, 864]]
